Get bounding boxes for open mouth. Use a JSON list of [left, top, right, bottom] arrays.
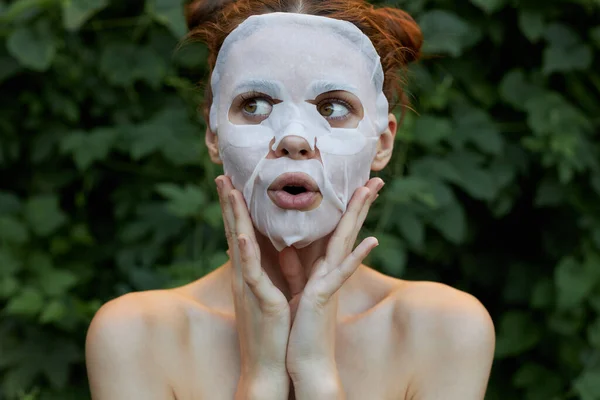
[[267, 173, 323, 211], [282, 185, 308, 195]]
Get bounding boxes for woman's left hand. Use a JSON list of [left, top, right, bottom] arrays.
[[281, 178, 384, 397]]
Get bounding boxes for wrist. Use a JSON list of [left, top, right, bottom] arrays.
[[236, 369, 289, 400], [290, 364, 344, 399]]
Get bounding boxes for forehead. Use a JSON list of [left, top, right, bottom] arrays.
[[218, 23, 374, 97]]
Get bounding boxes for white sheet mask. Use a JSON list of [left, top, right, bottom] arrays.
[[211, 12, 390, 250]]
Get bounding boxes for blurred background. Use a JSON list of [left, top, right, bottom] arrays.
[[0, 0, 599, 398]]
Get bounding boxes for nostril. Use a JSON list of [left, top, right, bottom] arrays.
[[300, 150, 307, 156], [282, 149, 289, 155]]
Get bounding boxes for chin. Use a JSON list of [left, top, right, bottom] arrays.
[[251, 205, 342, 251]]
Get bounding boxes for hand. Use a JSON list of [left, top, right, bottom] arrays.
[[282, 178, 384, 395], [216, 176, 290, 400]]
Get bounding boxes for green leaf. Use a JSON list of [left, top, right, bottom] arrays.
[[39, 268, 78, 297], [61, 0, 108, 31], [574, 369, 600, 400], [0, 275, 19, 299], [146, 0, 187, 38], [0, 191, 21, 215], [495, 311, 541, 358], [447, 151, 497, 201], [428, 200, 466, 244], [0, 48, 21, 83], [370, 234, 406, 276], [412, 115, 452, 147], [469, 0, 506, 14], [100, 43, 167, 87], [418, 10, 480, 57], [60, 128, 117, 170], [39, 299, 67, 324], [591, 26, 600, 48], [534, 177, 565, 207], [386, 176, 436, 207], [530, 278, 553, 310], [156, 183, 207, 218], [5, 287, 45, 316], [24, 195, 67, 236], [525, 93, 591, 137], [499, 69, 546, 111], [542, 24, 592, 74], [410, 157, 462, 184], [127, 108, 202, 164], [543, 43, 592, 75], [395, 209, 425, 249], [453, 106, 504, 155], [6, 19, 57, 71], [554, 257, 598, 311], [0, 248, 23, 277], [588, 318, 600, 349], [518, 10, 545, 42], [0, 215, 29, 243], [513, 363, 563, 399]]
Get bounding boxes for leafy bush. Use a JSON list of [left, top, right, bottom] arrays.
[[0, 0, 599, 398]]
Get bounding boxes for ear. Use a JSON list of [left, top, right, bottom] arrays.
[[371, 113, 397, 171], [205, 126, 222, 165]]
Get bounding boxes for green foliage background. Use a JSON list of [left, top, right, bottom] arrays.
[[0, 0, 599, 398]]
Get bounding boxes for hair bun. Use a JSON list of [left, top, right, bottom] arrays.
[[186, 0, 236, 31], [371, 7, 423, 63]]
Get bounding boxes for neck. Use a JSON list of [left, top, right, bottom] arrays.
[[254, 229, 330, 299]]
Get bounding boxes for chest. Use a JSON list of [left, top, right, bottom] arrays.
[[172, 309, 410, 400]]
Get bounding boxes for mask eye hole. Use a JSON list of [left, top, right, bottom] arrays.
[[243, 98, 273, 117], [229, 92, 280, 125], [311, 91, 364, 129], [317, 101, 351, 119]]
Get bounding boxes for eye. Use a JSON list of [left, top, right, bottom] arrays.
[[317, 101, 351, 119], [242, 98, 273, 117]]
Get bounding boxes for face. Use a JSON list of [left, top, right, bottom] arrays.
[[210, 13, 390, 251]]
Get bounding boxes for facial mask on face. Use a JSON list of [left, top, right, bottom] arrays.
[[211, 12, 389, 251]]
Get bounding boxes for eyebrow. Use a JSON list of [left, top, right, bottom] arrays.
[[306, 80, 359, 98], [232, 79, 284, 98]]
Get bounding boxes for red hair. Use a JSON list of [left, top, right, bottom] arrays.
[[185, 0, 423, 116]]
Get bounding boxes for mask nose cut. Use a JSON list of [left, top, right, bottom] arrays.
[[274, 135, 315, 160]]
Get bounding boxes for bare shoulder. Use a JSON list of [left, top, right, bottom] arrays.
[[86, 290, 191, 349], [392, 280, 494, 340], [390, 281, 495, 399], [85, 290, 202, 399]]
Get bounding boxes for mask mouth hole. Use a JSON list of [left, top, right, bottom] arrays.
[[283, 185, 308, 195]]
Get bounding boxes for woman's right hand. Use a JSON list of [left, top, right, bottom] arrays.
[[216, 176, 291, 400]]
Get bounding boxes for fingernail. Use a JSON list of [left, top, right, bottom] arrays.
[[215, 177, 223, 189], [377, 180, 385, 192], [229, 192, 236, 205]]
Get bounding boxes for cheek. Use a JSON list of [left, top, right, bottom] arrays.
[[321, 146, 377, 204], [220, 145, 267, 192]]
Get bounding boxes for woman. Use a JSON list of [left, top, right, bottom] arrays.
[[85, 1, 495, 399]]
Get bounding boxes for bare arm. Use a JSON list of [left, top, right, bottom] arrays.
[[85, 296, 175, 400], [405, 285, 496, 400]]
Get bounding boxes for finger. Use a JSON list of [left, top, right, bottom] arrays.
[[217, 176, 245, 290], [355, 178, 385, 235], [319, 237, 379, 298], [279, 247, 307, 298], [326, 187, 371, 263], [229, 189, 260, 252], [239, 234, 286, 312], [215, 176, 236, 246]]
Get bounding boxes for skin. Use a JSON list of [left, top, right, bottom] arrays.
[[86, 103, 496, 399]]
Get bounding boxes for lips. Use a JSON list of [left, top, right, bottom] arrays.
[[267, 172, 323, 211]]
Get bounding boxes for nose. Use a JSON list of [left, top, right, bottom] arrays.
[[274, 135, 315, 160]]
